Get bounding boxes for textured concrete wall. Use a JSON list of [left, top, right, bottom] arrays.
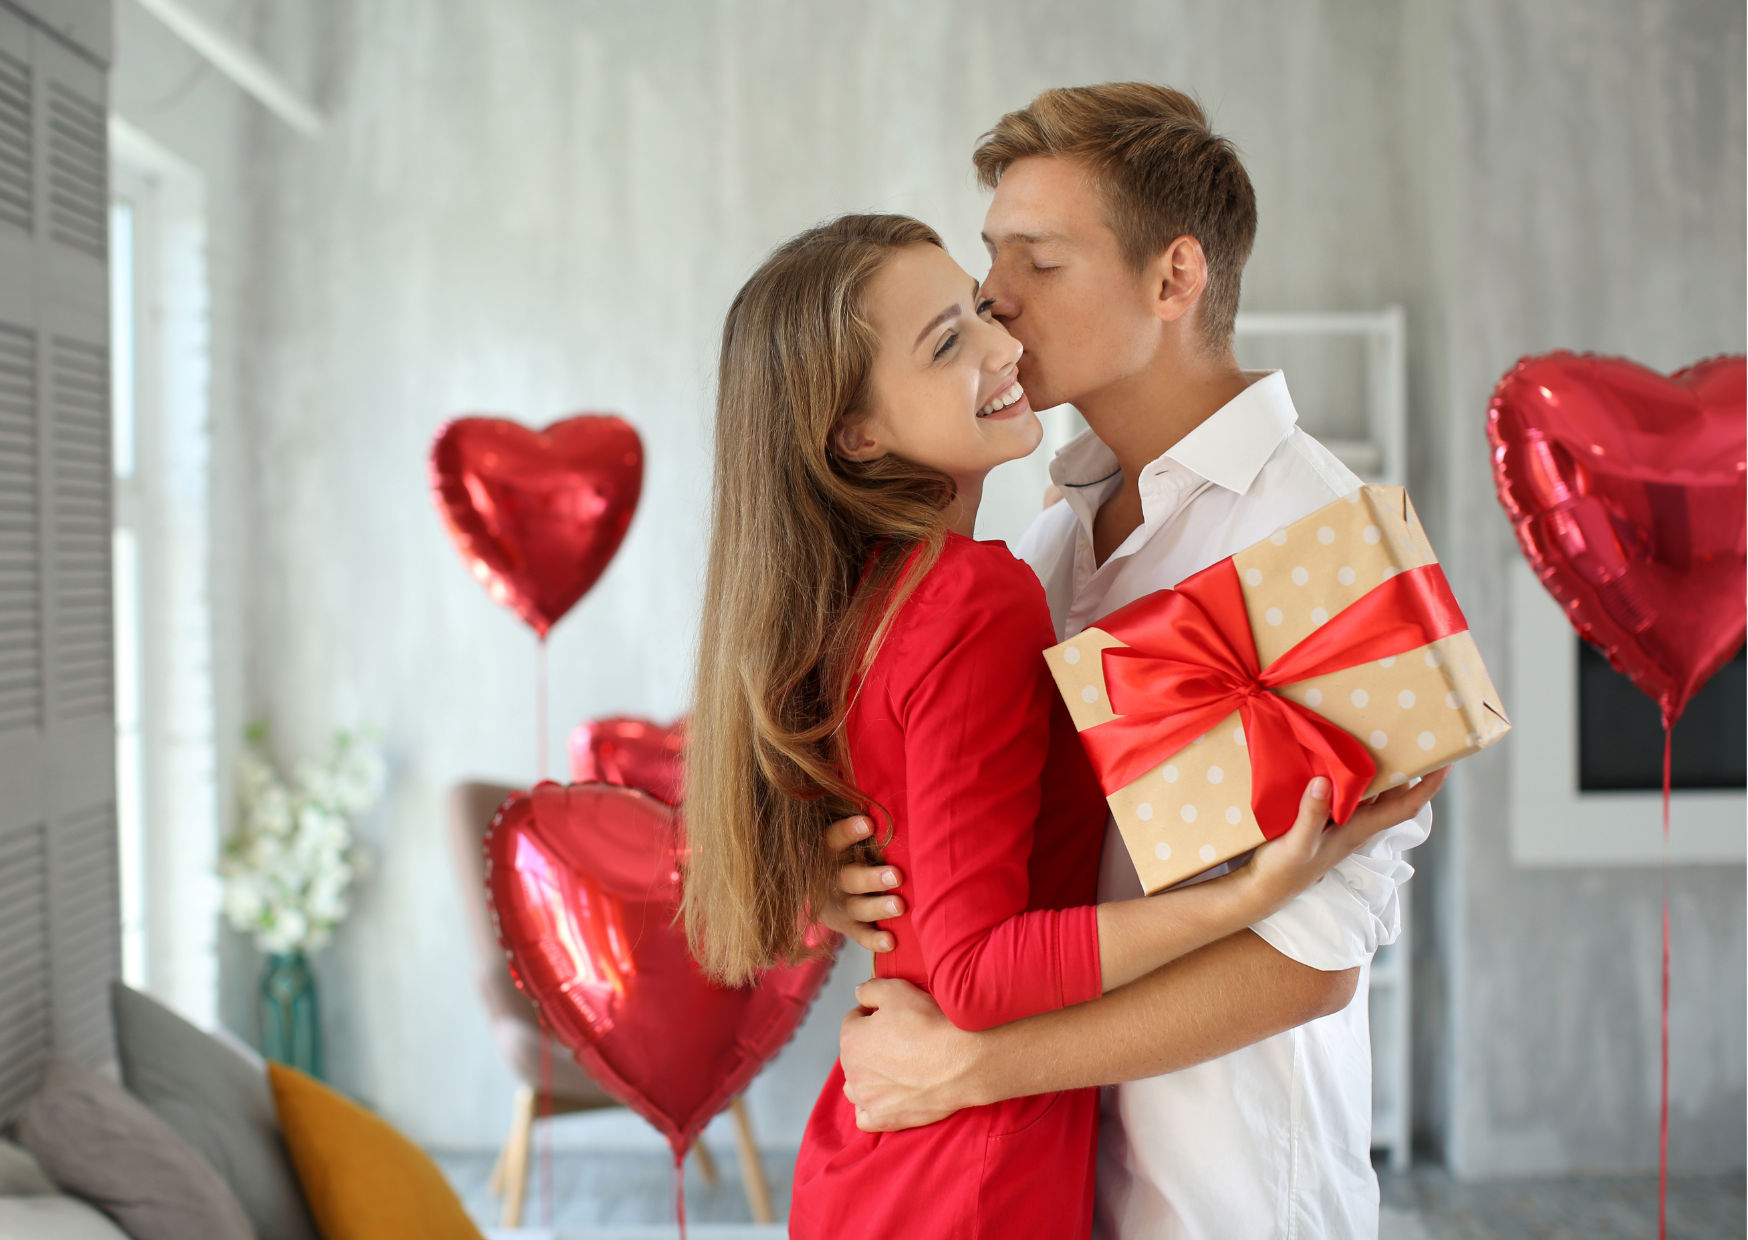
[[1434, 0, 1746, 1177], [231, 0, 1438, 1149]]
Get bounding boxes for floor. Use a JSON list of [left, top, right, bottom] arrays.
[[434, 1148, 1745, 1239]]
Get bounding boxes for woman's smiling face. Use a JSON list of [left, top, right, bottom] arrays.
[[833, 242, 1041, 493]]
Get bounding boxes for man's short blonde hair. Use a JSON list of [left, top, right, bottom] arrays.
[[975, 83, 1257, 348]]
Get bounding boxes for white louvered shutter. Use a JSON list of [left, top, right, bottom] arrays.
[[0, 2, 115, 1116]]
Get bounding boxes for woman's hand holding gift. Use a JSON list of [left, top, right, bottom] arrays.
[[1241, 766, 1448, 920], [1092, 766, 1445, 992]]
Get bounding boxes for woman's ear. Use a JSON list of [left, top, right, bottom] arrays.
[[830, 416, 886, 463]]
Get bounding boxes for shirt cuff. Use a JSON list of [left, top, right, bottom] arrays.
[[1249, 801, 1431, 972]]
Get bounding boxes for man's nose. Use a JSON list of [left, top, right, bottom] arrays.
[[980, 272, 1018, 321]]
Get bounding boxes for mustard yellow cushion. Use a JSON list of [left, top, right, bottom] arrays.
[[268, 1063, 483, 1240]]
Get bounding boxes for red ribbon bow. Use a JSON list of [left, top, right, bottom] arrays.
[[1080, 557, 1469, 838]]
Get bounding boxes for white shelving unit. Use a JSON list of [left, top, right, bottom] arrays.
[[1232, 307, 1413, 1171]]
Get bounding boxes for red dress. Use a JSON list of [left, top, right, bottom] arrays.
[[790, 534, 1110, 1239]]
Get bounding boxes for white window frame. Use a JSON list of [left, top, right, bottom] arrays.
[[1508, 558, 1745, 867], [109, 117, 220, 1026]]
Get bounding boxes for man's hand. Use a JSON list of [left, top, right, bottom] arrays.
[[841, 978, 976, 1131], [818, 815, 906, 954]]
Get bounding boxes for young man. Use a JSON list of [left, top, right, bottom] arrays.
[[827, 84, 1438, 1239]]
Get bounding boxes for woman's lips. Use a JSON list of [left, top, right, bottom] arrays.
[[976, 379, 1027, 418]]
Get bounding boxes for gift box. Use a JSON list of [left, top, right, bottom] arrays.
[[1044, 485, 1509, 894]]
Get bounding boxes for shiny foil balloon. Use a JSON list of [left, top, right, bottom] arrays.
[[431, 415, 643, 638], [1488, 352, 1746, 725], [484, 782, 838, 1157], [569, 716, 687, 806]]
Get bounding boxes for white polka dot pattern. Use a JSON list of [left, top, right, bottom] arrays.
[[1041, 484, 1508, 897]]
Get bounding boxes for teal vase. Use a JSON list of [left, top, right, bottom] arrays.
[[260, 952, 321, 1079]]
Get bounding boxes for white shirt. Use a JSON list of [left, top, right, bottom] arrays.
[[1012, 371, 1430, 1240]]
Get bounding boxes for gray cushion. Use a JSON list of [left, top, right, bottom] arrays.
[[16, 1056, 256, 1240], [111, 984, 319, 1240], [0, 1139, 55, 1195], [0, 1195, 133, 1239]]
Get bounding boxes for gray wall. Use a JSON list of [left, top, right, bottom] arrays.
[[111, 0, 1744, 1170], [1431, 0, 1746, 1177]]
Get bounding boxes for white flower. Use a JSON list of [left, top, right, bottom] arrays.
[[251, 784, 294, 837], [222, 726, 385, 955]]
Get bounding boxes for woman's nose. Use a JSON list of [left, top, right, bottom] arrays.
[[989, 324, 1022, 370]]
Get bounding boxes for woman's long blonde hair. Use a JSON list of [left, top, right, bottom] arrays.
[[683, 215, 954, 986]]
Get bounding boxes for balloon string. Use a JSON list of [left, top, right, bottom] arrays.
[[1659, 724, 1671, 1240], [539, 1022, 554, 1227], [536, 637, 549, 783], [674, 1150, 688, 1240]]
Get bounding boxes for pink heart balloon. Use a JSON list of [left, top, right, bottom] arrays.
[[484, 782, 837, 1156], [1488, 352, 1746, 725]]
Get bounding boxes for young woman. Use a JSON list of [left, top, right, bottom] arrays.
[[684, 215, 1399, 1238]]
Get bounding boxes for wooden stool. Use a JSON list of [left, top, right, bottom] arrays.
[[488, 1087, 773, 1227]]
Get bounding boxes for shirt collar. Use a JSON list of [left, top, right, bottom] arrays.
[[1160, 370, 1298, 494], [1049, 369, 1300, 497]]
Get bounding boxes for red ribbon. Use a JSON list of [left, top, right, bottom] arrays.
[[1080, 558, 1469, 838]]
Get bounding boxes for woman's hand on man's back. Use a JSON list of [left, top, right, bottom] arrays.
[[821, 815, 906, 953]]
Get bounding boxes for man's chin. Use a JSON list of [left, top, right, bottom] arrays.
[[1019, 386, 1066, 414]]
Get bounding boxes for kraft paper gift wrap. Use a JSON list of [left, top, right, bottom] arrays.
[[1044, 484, 1509, 895]]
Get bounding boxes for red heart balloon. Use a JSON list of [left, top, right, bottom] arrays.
[[484, 782, 837, 1156], [430, 416, 643, 638], [569, 716, 687, 806], [1488, 352, 1746, 725]]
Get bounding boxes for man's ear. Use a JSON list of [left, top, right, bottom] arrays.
[[1149, 234, 1208, 327], [831, 415, 887, 463]]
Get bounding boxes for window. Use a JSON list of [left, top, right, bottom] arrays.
[[109, 121, 219, 1026], [1579, 641, 1746, 792]]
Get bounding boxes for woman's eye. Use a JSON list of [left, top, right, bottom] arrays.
[[976, 299, 995, 318], [933, 332, 958, 360]]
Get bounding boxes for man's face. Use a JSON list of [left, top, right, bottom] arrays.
[[978, 156, 1162, 413]]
